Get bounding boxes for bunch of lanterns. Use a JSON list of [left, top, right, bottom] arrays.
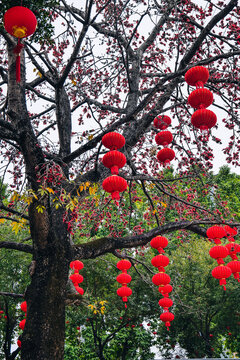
[[185, 66, 217, 134], [207, 225, 240, 290], [17, 301, 27, 348], [69, 260, 84, 295], [153, 115, 175, 166], [4, 6, 37, 82], [102, 132, 128, 204], [150, 236, 174, 330], [116, 259, 132, 308]]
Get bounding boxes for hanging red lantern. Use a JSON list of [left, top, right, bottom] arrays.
[[227, 260, 240, 281], [159, 284, 173, 297], [4, 7, 37, 83], [19, 319, 26, 330], [70, 260, 84, 272], [116, 273, 132, 284], [102, 132, 125, 150], [102, 175, 127, 201], [152, 272, 171, 286], [158, 297, 173, 309], [150, 236, 168, 251], [209, 245, 229, 265], [69, 273, 83, 285], [157, 148, 175, 166], [224, 225, 238, 237], [117, 286, 132, 305], [151, 254, 169, 269], [212, 265, 232, 290], [117, 259, 131, 272], [191, 109, 217, 131], [17, 339, 21, 348], [207, 226, 226, 244], [225, 243, 240, 260], [102, 151, 126, 175], [185, 66, 209, 88], [75, 286, 84, 295], [153, 115, 171, 130], [188, 88, 213, 109], [155, 131, 173, 147], [20, 301, 27, 315], [160, 311, 174, 331]]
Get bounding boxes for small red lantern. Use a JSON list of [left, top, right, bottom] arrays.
[[150, 236, 168, 251], [155, 131, 173, 147], [70, 273, 83, 285], [153, 115, 171, 130], [117, 259, 131, 272], [185, 66, 209, 88], [102, 151, 126, 175], [20, 301, 27, 315], [19, 319, 26, 330], [212, 265, 232, 290], [227, 260, 240, 281], [209, 245, 229, 265], [191, 109, 217, 131], [159, 284, 173, 297], [116, 273, 132, 284], [157, 148, 175, 166], [160, 311, 174, 330], [207, 226, 226, 244], [158, 297, 173, 309], [75, 286, 84, 295], [102, 132, 125, 150], [102, 175, 127, 201], [17, 339, 21, 348], [151, 254, 169, 269], [117, 286, 132, 305], [4, 7, 37, 82], [152, 272, 171, 286], [224, 225, 238, 237], [188, 88, 213, 109], [225, 243, 240, 259], [70, 260, 84, 272]]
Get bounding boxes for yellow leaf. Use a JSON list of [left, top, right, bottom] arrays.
[[46, 187, 55, 194], [88, 135, 93, 140], [71, 79, 77, 86], [37, 71, 42, 78], [0, 219, 5, 224], [160, 202, 167, 208]]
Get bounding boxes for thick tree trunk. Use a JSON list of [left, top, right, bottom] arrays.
[[21, 204, 72, 360]]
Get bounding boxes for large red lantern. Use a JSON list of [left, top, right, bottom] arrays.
[[209, 245, 229, 265], [191, 109, 217, 131], [212, 265, 232, 290], [117, 259, 131, 272], [150, 236, 168, 251], [152, 272, 171, 286], [160, 311, 174, 331], [151, 254, 169, 270], [188, 88, 213, 109], [102, 175, 127, 201], [153, 115, 171, 130], [185, 66, 209, 88], [155, 131, 173, 147], [102, 151, 126, 175], [116, 273, 132, 284], [207, 226, 226, 244], [157, 148, 175, 166], [4, 7, 37, 82], [102, 132, 125, 150]]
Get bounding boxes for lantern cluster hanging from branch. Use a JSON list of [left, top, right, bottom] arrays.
[[102, 132, 127, 204], [17, 301, 27, 348], [116, 259, 132, 308], [69, 260, 84, 295], [4, 6, 37, 83], [185, 66, 217, 136], [153, 115, 175, 167], [150, 236, 174, 330]]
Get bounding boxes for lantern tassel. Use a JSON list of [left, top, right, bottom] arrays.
[[13, 41, 24, 83]]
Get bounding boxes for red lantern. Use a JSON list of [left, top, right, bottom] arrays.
[[153, 115, 171, 130], [224, 225, 238, 237], [207, 226, 226, 244], [209, 245, 229, 265], [212, 265, 232, 290], [225, 243, 240, 260], [19, 319, 26, 330], [151, 254, 169, 269], [117, 286, 132, 305], [102, 132, 125, 150], [227, 260, 240, 281], [185, 66, 209, 88], [188, 88, 213, 109], [157, 148, 175, 166], [152, 272, 171, 286], [70, 260, 84, 272], [158, 297, 173, 309], [20, 301, 27, 314], [191, 109, 217, 131], [150, 236, 168, 251], [116, 273, 132, 284], [102, 151, 126, 175], [75, 286, 84, 295], [102, 175, 127, 201], [69, 273, 83, 285], [4, 7, 37, 83], [159, 284, 173, 297], [117, 259, 131, 272], [155, 131, 173, 147], [160, 311, 174, 330], [17, 339, 21, 348]]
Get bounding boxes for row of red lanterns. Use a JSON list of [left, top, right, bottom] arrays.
[[102, 132, 128, 204], [151, 236, 174, 330], [153, 115, 175, 167], [69, 260, 85, 295], [207, 225, 240, 290], [185, 66, 217, 134], [116, 259, 132, 308], [17, 301, 27, 348]]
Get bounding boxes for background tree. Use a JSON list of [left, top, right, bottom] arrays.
[[0, 0, 240, 359]]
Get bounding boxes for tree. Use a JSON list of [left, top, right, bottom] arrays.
[[0, 0, 240, 359]]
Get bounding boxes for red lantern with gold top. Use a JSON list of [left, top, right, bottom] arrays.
[[102, 132, 125, 150], [102, 151, 126, 175], [102, 175, 127, 201], [185, 66, 209, 88], [4, 6, 37, 82]]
